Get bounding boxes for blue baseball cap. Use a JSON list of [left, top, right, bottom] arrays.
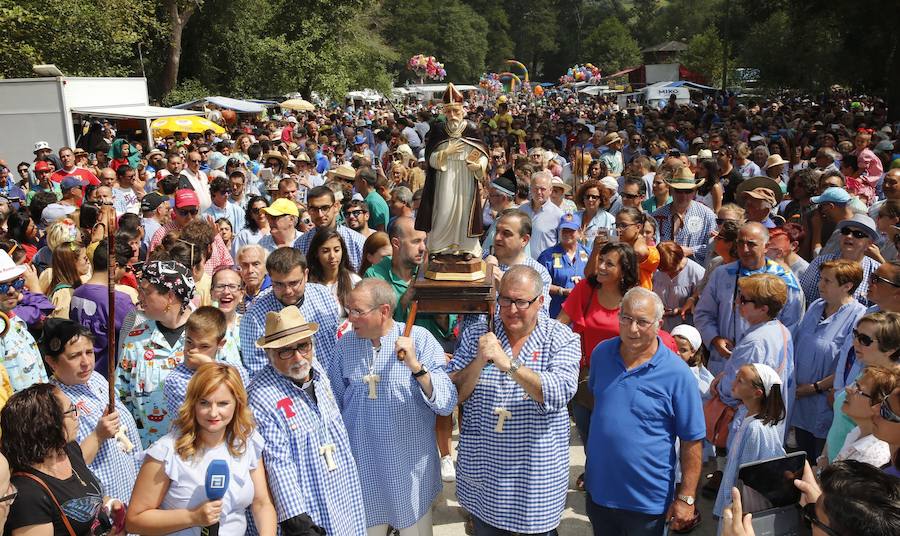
[[811, 186, 851, 205], [353, 135, 366, 145], [558, 212, 581, 232]]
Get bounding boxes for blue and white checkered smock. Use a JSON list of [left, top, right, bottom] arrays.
[[652, 200, 717, 265], [163, 359, 250, 417], [332, 323, 457, 529], [239, 284, 340, 378], [294, 225, 366, 272], [447, 314, 580, 533], [248, 364, 366, 535], [53, 372, 143, 502]]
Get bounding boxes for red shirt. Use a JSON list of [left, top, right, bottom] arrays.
[[562, 279, 679, 367], [50, 167, 100, 186]]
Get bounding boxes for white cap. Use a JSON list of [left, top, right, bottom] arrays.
[[34, 141, 50, 153]]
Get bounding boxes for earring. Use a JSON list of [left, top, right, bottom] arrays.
[[164, 302, 171, 313]]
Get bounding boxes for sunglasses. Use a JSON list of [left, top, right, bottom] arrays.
[[880, 397, 900, 424], [715, 217, 738, 226], [870, 272, 900, 288], [621, 192, 642, 200], [737, 295, 756, 306], [176, 208, 199, 217], [802, 503, 839, 536], [0, 278, 25, 294], [853, 328, 877, 347], [345, 210, 366, 218], [839, 227, 868, 239], [584, 194, 601, 200]]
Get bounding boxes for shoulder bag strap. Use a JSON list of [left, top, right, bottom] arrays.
[[776, 324, 789, 375], [12, 471, 77, 536]]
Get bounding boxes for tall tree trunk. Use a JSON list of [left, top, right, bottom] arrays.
[[161, 0, 196, 96]]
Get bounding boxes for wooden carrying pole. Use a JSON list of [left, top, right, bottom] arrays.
[[106, 210, 117, 413]]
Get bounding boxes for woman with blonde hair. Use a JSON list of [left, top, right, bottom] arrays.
[[48, 242, 91, 318], [126, 363, 276, 535], [36, 218, 82, 287]]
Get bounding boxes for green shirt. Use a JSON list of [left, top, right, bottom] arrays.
[[364, 256, 456, 341], [365, 190, 390, 231]]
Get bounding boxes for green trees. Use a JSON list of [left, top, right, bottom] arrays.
[[582, 17, 642, 74]]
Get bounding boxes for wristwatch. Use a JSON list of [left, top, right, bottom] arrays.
[[506, 358, 524, 377], [412, 365, 429, 378], [677, 494, 695, 506]]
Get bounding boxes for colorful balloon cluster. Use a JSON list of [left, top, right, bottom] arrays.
[[559, 63, 602, 84], [407, 54, 446, 81], [479, 73, 502, 94]]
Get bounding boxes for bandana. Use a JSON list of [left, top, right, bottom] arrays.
[[40, 318, 83, 356], [729, 259, 801, 292], [143, 260, 195, 308], [752, 363, 782, 396]]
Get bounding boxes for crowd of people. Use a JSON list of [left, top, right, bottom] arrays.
[[0, 87, 897, 536]]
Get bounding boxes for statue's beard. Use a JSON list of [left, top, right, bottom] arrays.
[[446, 118, 464, 135]]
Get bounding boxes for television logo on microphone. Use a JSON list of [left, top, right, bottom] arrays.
[[210, 475, 227, 489]]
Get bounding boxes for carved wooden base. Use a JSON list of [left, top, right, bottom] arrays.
[[424, 257, 486, 281]]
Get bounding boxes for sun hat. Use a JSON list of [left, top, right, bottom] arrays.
[[810, 186, 851, 206], [737, 176, 784, 204], [326, 163, 356, 182], [764, 154, 788, 169], [665, 166, 705, 190], [0, 250, 26, 283], [603, 132, 623, 146], [33, 141, 50, 153], [835, 214, 879, 242], [263, 151, 288, 168], [207, 151, 228, 171], [263, 198, 300, 218], [550, 176, 571, 193], [255, 306, 319, 349]]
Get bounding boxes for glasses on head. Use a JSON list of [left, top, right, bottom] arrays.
[[619, 313, 656, 330], [847, 381, 872, 400], [839, 227, 868, 239], [63, 403, 78, 417], [0, 278, 25, 294], [176, 208, 199, 217], [212, 283, 242, 293], [802, 503, 839, 536], [853, 328, 877, 347], [870, 272, 900, 288], [276, 340, 313, 360], [347, 305, 380, 318], [498, 294, 540, 310], [880, 397, 900, 424]]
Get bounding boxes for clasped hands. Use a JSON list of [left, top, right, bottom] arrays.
[[477, 333, 512, 372]]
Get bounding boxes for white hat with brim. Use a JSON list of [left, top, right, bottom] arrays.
[[326, 163, 356, 181], [550, 177, 571, 192], [255, 306, 320, 349], [665, 167, 705, 190], [0, 250, 26, 283]]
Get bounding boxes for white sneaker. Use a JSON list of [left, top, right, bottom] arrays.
[[440, 455, 456, 482]]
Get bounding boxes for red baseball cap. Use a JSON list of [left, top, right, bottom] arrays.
[[34, 161, 51, 172], [174, 188, 200, 208]]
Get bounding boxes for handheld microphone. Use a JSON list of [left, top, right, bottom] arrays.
[[201, 459, 230, 536]]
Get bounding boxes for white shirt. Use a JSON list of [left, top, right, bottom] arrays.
[[182, 168, 212, 212], [834, 426, 891, 467]]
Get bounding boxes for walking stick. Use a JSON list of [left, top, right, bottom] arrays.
[[105, 207, 134, 453], [397, 301, 418, 361]]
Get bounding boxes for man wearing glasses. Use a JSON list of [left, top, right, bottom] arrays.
[[295, 186, 366, 272], [343, 200, 374, 239], [249, 305, 366, 535], [449, 266, 580, 535], [240, 247, 340, 378], [584, 287, 705, 535], [331, 279, 456, 535], [180, 150, 211, 211], [148, 189, 234, 274]]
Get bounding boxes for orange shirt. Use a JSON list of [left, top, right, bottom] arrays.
[[639, 246, 659, 290]]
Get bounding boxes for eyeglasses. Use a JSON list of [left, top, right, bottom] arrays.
[[199, 150, 210, 155], [176, 208, 199, 217], [308, 205, 332, 214], [347, 305, 380, 318], [846, 381, 874, 401], [853, 328, 877, 347], [839, 227, 868, 239], [212, 283, 243, 293], [870, 272, 900, 288], [63, 403, 78, 417], [880, 397, 900, 423], [621, 192, 642, 200], [584, 194, 601, 200], [300, 218, 312, 225], [615, 221, 639, 229], [345, 210, 366, 218], [498, 294, 540, 310], [619, 313, 656, 329], [738, 295, 757, 306], [276, 341, 313, 360], [271, 278, 304, 291], [0, 278, 25, 294], [802, 503, 840, 536], [251, 206, 267, 214]]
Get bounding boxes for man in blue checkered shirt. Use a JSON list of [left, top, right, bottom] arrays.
[[294, 186, 366, 272], [449, 266, 580, 535], [652, 167, 717, 265], [332, 279, 458, 534], [248, 305, 366, 535], [239, 247, 341, 379]]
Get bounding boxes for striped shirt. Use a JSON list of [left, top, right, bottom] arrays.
[[652, 200, 717, 265], [53, 372, 143, 502], [239, 284, 340, 378], [333, 324, 457, 529], [249, 364, 367, 535], [448, 314, 580, 533]]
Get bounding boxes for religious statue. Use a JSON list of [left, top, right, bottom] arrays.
[[415, 83, 489, 277]]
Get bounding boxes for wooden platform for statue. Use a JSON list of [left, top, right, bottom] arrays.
[[424, 257, 485, 282], [413, 262, 496, 317]]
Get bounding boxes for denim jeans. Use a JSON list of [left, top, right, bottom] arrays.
[[585, 493, 667, 536], [471, 516, 559, 536]]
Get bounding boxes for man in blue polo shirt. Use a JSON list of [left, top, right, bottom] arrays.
[[585, 287, 705, 535]]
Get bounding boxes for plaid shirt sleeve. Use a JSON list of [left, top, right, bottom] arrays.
[[239, 291, 275, 377]]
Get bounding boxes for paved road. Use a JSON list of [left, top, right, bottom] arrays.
[[432, 424, 718, 535]]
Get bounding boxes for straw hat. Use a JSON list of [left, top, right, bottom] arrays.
[[255, 306, 319, 349], [665, 167, 705, 190], [764, 154, 788, 169], [326, 163, 356, 182], [736, 176, 784, 204], [603, 132, 623, 146], [550, 176, 571, 193], [263, 151, 288, 168]]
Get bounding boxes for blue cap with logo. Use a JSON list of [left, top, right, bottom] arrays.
[[558, 212, 582, 232]]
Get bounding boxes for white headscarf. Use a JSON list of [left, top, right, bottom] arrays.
[[671, 324, 702, 353], [751, 363, 782, 396]]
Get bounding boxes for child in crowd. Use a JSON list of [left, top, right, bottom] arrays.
[[671, 324, 714, 398], [714, 364, 786, 531], [163, 306, 249, 416]]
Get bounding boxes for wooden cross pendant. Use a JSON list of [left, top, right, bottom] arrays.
[[363, 373, 380, 399], [494, 407, 512, 433], [319, 443, 337, 471]]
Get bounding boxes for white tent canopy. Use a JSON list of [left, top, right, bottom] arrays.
[[71, 105, 201, 119], [346, 89, 385, 103]]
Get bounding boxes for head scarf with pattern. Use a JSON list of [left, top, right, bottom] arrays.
[[142, 260, 195, 310]]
